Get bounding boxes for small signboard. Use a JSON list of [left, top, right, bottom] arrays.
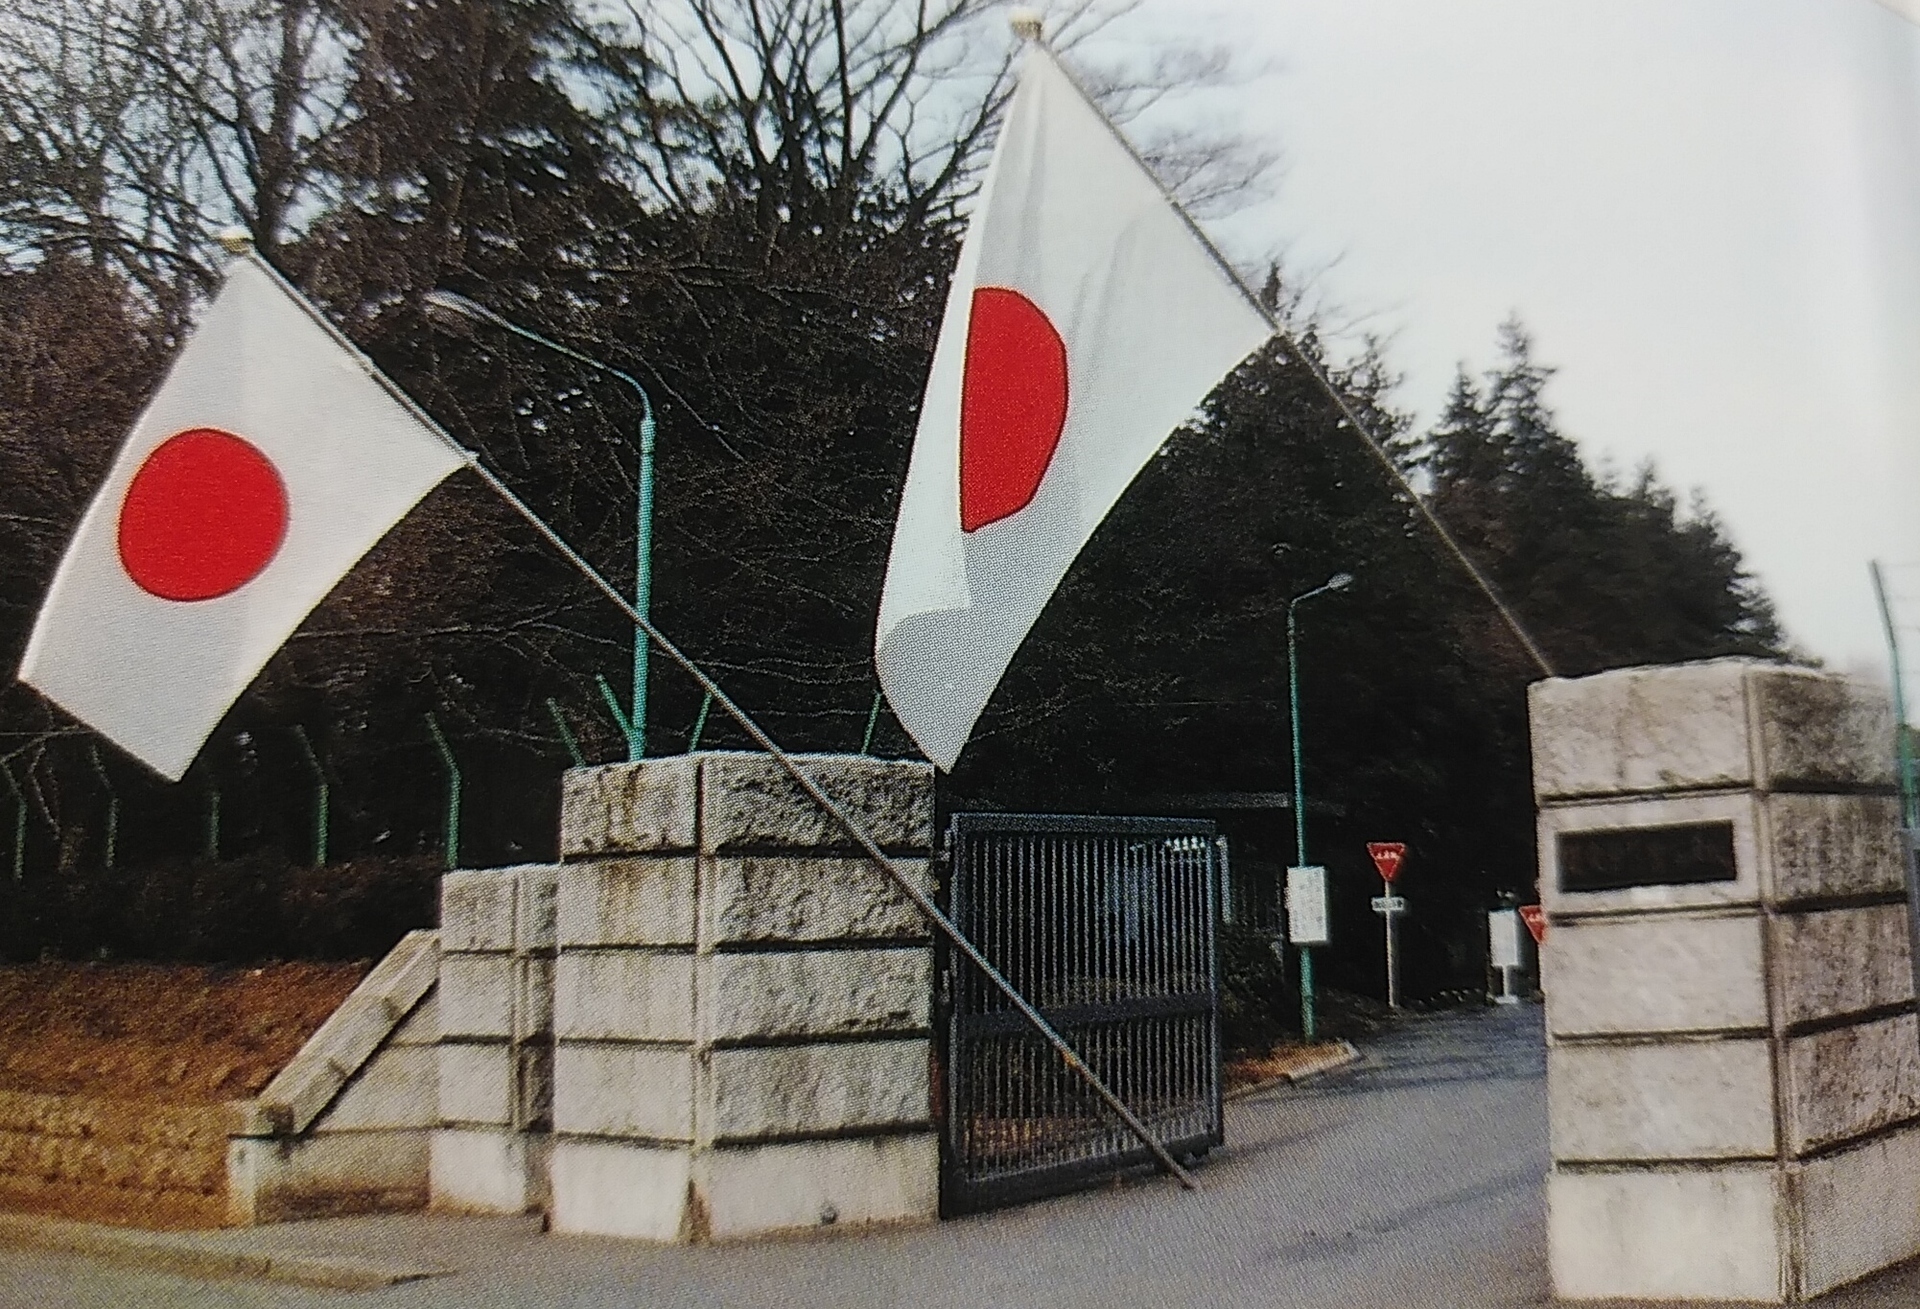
[[1370, 895, 1407, 914], [1367, 842, 1407, 882], [1519, 903, 1547, 944], [1489, 908, 1524, 969], [1287, 866, 1331, 945]]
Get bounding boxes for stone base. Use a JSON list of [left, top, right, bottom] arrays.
[[1549, 1120, 1920, 1302], [1798, 1123, 1920, 1299], [548, 1133, 938, 1243], [430, 1128, 548, 1215], [227, 1130, 431, 1226]]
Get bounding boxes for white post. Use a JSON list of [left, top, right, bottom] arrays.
[[1488, 908, 1523, 1005]]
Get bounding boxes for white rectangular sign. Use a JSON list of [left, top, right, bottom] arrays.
[[1286, 865, 1330, 945], [1489, 908, 1524, 969]]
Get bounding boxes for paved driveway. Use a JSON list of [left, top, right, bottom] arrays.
[[8, 1004, 1919, 1308]]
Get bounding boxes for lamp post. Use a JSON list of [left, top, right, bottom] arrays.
[[1288, 571, 1353, 1041], [424, 289, 656, 761]]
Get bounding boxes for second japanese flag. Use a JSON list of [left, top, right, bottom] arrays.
[[875, 49, 1272, 770]]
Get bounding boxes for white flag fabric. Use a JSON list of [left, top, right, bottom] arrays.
[[875, 49, 1272, 771], [18, 255, 466, 780]]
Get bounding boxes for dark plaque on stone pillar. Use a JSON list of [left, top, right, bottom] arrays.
[[1556, 821, 1738, 893]]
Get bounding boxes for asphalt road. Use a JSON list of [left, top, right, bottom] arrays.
[[10, 1004, 1920, 1308]]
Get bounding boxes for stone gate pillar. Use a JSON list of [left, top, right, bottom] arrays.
[[431, 864, 556, 1214], [546, 751, 938, 1241], [1532, 659, 1912, 1302]]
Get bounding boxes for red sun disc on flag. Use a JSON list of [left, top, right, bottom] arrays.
[[117, 428, 289, 601], [959, 286, 1069, 532]]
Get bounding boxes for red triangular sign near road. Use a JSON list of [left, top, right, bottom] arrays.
[[1367, 842, 1406, 882], [1519, 904, 1547, 945]]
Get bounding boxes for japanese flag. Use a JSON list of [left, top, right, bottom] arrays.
[[17, 255, 466, 780], [875, 49, 1272, 771]]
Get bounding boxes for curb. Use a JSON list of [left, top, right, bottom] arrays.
[[0, 1213, 452, 1291], [1224, 1040, 1361, 1101]]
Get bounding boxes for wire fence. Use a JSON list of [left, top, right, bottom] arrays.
[[0, 676, 907, 890]]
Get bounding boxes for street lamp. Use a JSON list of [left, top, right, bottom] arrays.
[[1288, 570, 1353, 1041], [424, 289, 657, 761]]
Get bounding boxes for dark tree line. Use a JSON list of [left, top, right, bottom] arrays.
[[0, 0, 1784, 993]]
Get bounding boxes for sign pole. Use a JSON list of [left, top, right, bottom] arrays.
[[1384, 878, 1400, 1010], [1367, 842, 1407, 1010]]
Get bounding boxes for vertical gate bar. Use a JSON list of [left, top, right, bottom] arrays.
[[996, 832, 1008, 1171], [1024, 834, 1034, 1165], [1184, 842, 1196, 1124], [1045, 834, 1057, 1164], [1194, 842, 1206, 1119], [1207, 833, 1224, 1141], [949, 821, 964, 1186], [1192, 841, 1203, 1119], [1074, 833, 1088, 1152], [1127, 837, 1140, 1135], [1150, 841, 1160, 1121]]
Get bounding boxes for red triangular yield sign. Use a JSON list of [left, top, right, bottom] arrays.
[[1519, 904, 1547, 945], [1367, 842, 1407, 882]]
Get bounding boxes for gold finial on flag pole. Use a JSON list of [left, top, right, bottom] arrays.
[[1009, 7, 1044, 41], [216, 226, 254, 255]]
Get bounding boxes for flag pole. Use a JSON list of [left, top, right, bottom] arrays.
[[1020, 37, 1558, 680], [238, 250, 1201, 1192]]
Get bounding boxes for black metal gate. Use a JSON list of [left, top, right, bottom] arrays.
[[938, 813, 1224, 1214]]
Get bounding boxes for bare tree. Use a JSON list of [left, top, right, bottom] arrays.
[[602, 0, 1274, 240], [0, 0, 351, 329]]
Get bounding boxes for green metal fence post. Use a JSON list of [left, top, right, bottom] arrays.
[[205, 784, 221, 862], [1872, 563, 1918, 828], [860, 690, 885, 756], [291, 725, 330, 866], [426, 713, 462, 870], [1870, 561, 1920, 1068], [0, 761, 24, 882], [546, 698, 587, 768], [688, 690, 713, 753], [595, 673, 634, 744], [86, 744, 117, 869]]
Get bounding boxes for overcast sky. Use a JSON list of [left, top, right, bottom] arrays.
[[1127, 0, 1920, 686]]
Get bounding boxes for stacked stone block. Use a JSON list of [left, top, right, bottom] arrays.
[[431, 866, 556, 1214], [1533, 659, 1913, 1302], [548, 751, 938, 1241]]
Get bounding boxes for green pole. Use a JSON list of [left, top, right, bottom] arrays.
[[633, 405, 655, 762], [1286, 573, 1353, 1043], [595, 672, 634, 743], [205, 785, 220, 862], [87, 744, 117, 869], [426, 713, 462, 869], [1872, 562, 1918, 829], [861, 690, 884, 755], [0, 761, 24, 883], [422, 291, 655, 761], [546, 698, 586, 768], [1288, 601, 1315, 1043], [291, 725, 329, 866], [688, 690, 713, 752]]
